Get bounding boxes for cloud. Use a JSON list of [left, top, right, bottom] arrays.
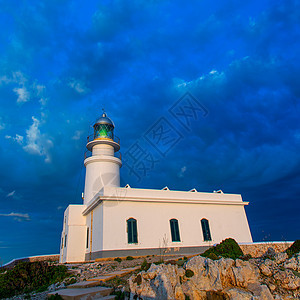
[[22, 116, 53, 163], [72, 130, 84, 140], [13, 87, 30, 103], [68, 78, 89, 94], [6, 191, 15, 198], [178, 166, 187, 178], [0, 212, 30, 222], [5, 134, 24, 145]]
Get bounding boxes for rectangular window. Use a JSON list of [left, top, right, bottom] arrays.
[[127, 218, 138, 243], [201, 219, 212, 241], [170, 219, 181, 242], [86, 227, 89, 249], [64, 234, 67, 247]]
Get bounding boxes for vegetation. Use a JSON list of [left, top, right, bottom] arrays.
[[126, 256, 134, 260], [141, 259, 151, 271], [114, 257, 122, 263], [112, 290, 129, 300], [185, 269, 194, 278], [201, 238, 244, 260], [286, 240, 300, 258], [0, 261, 69, 299]]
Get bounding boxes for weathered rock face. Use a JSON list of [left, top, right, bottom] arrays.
[[284, 254, 300, 272], [129, 250, 300, 300]]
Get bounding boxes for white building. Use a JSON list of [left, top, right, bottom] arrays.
[[60, 113, 252, 263]]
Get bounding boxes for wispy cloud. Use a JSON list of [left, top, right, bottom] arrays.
[[6, 191, 15, 198], [0, 212, 30, 222], [68, 78, 89, 94], [22, 116, 53, 163], [72, 130, 83, 140], [178, 166, 187, 178], [5, 134, 24, 145]]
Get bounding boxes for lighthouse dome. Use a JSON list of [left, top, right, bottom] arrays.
[[94, 112, 115, 128]]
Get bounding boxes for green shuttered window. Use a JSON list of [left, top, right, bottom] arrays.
[[201, 218, 212, 241], [170, 219, 181, 242], [127, 218, 138, 244]]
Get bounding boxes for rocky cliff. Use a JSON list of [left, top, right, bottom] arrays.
[[129, 249, 300, 299]]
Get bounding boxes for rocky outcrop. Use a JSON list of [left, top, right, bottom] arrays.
[[129, 248, 300, 300]]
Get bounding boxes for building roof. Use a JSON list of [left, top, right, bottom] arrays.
[[82, 186, 248, 216]]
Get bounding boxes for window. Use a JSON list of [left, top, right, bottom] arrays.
[[201, 218, 212, 241], [86, 227, 89, 249], [127, 218, 138, 244], [170, 219, 181, 242], [61, 237, 64, 249], [64, 234, 67, 247]]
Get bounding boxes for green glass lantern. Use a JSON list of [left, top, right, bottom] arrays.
[[94, 112, 115, 140]]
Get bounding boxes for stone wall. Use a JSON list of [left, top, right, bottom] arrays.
[[240, 242, 293, 257], [3, 254, 59, 269]]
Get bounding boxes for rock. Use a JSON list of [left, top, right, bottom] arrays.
[[267, 283, 276, 292], [128, 253, 299, 300], [57, 282, 65, 289], [274, 252, 288, 264], [223, 287, 253, 300], [259, 259, 276, 277], [248, 283, 274, 300], [218, 258, 236, 287], [274, 269, 300, 290], [47, 283, 56, 291], [262, 248, 276, 259], [284, 254, 300, 271], [185, 256, 223, 291], [232, 259, 260, 288], [259, 262, 273, 276], [174, 284, 185, 300], [129, 264, 183, 299]]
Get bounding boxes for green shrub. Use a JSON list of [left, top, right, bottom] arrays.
[[141, 259, 151, 271], [185, 269, 194, 278], [0, 261, 68, 299], [207, 253, 220, 260], [201, 238, 243, 260], [133, 274, 142, 285], [126, 256, 134, 261], [114, 257, 122, 263], [286, 240, 300, 258], [177, 260, 185, 267], [112, 290, 126, 300]]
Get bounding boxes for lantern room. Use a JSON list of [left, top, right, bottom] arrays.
[[94, 112, 115, 140]]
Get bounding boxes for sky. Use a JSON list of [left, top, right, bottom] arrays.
[[0, 0, 299, 264]]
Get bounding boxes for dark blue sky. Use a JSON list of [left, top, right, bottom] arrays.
[[0, 0, 299, 264]]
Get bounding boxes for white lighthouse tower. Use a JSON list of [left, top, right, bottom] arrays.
[[83, 112, 122, 205]]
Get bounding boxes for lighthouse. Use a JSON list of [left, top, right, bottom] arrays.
[[83, 112, 122, 205], [59, 112, 252, 263]]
